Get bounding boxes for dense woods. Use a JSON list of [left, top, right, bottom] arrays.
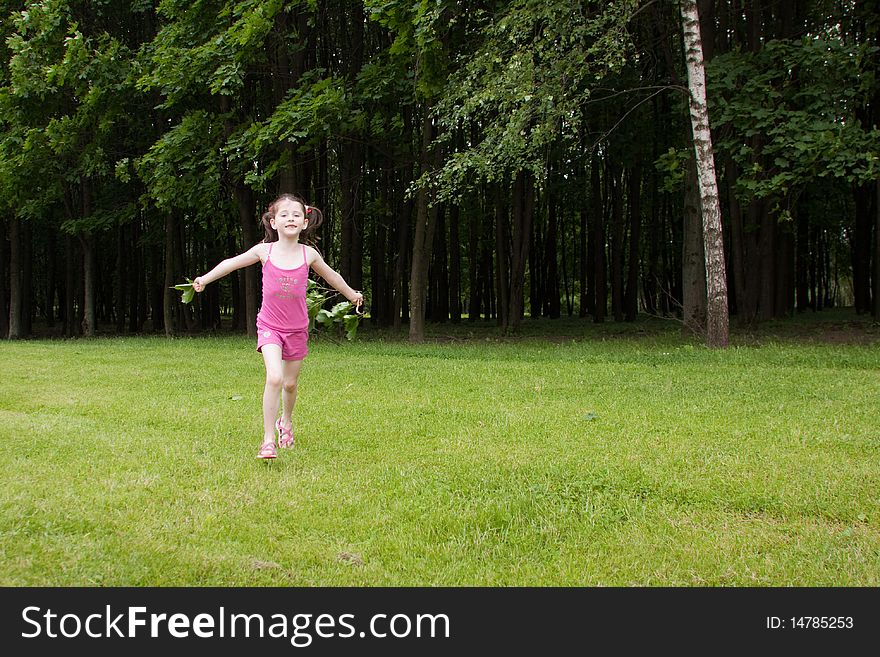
[[1, 0, 878, 342]]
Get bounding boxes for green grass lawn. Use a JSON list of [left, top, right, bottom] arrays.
[[1, 316, 878, 585]]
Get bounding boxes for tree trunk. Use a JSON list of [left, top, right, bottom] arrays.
[[610, 165, 625, 322], [776, 224, 795, 317], [371, 214, 387, 325], [561, 208, 572, 316], [468, 193, 480, 321], [625, 164, 642, 321], [874, 179, 880, 321], [482, 223, 496, 320], [494, 185, 510, 327], [129, 217, 143, 332], [681, 0, 729, 347], [150, 240, 163, 333], [809, 222, 819, 310], [382, 214, 395, 323], [591, 159, 606, 323], [645, 133, 661, 316], [432, 205, 448, 322], [0, 218, 8, 338], [796, 194, 810, 312], [724, 160, 753, 323], [669, 198, 683, 314], [65, 235, 76, 336], [682, 158, 707, 334], [853, 184, 873, 314], [314, 142, 330, 250], [80, 180, 96, 337], [7, 217, 21, 339], [579, 204, 590, 317], [546, 189, 561, 319], [235, 184, 259, 337], [408, 114, 438, 342], [228, 233, 244, 331], [339, 141, 364, 290], [337, 8, 365, 292], [163, 213, 176, 337], [80, 235, 95, 337], [449, 203, 462, 322], [392, 195, 412, 331], [529, 206, 541, 318], [221, 94, 259, 336], [204, 237, 223, 330], [20, 220, 32, 336], [116, 224, 127, 332], [508, 170, 535, 332], [45, 231, 55, 329], [757, 205, 776, 320], [175, 216, 196, 332]]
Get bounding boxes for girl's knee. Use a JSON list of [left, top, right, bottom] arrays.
[[265, 371, 283, 388], [282, 379, 298, 394]]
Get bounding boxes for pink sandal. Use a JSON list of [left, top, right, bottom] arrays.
[[275, 418, 295, 449], [257, 439, 277, 459]]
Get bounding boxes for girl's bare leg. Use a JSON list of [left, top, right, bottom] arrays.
[[279, 358, 304, 433], [260, 344, 284, 445]]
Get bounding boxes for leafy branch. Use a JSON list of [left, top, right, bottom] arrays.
[[308, 279, 363, 341]]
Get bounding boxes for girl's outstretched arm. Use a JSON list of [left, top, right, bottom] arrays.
[[193, 244, 264, 292], [308, 247, 364, 309]]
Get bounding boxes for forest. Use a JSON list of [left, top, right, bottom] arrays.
[[1, 0, 878, 342]]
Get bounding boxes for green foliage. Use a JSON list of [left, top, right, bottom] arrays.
[[709, 37, 880, 203], [135, 110, 225, 215], [315, 301, 361, 341], [655, 147, 690, 193], [307, 279, 363, 341], [425, 0, 639, 196], [365, 0, 452, 100], [141, 0, 284, 103], [0, 0, 151, 231], [306, 278, 327, 321], [225, 72, 349, 191]]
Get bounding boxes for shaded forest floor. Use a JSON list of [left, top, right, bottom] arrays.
[[417, 307, 880, 346], [25, 306, 880, 346]]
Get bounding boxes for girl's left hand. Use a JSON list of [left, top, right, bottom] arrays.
[[351, 291, 364, 312]]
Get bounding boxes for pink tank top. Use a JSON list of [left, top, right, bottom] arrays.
[[257, 243, 310, 331]]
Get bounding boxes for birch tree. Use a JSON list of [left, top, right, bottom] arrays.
[[680, 0, 728, 347]]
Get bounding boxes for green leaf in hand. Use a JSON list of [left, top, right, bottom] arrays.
[[343, 314, 360, 341], [330, 301, 353, 315], [170, 277, 195, 303], [306, 284, 364, 341]]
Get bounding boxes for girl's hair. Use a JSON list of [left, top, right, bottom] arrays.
[[260, 193, 324, 243]]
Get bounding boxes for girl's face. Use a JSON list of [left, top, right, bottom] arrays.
[[271, 199, 307, 235]]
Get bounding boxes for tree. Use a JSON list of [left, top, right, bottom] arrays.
[[680, 0, 728, 347], [1, 1, 151, 337], [427, 0, 639, 332]]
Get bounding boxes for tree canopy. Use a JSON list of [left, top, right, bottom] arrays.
[[1, 0, 878, 340]]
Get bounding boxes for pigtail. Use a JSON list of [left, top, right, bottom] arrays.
[[260, 193, 323, 244], [301, 204, 324, 242], [260, 208, 279, 242]]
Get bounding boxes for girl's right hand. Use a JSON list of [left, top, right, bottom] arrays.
[[193, 277, 206, 292]]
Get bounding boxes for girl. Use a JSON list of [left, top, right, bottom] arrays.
[[193, 194, 363, 459]]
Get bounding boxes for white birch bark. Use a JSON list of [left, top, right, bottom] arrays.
[[680, 0, 729, 347]]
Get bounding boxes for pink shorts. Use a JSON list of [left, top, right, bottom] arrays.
[[256, 325, 309, 361]]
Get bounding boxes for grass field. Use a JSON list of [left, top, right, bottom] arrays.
[[1, 314, 878, 585]]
